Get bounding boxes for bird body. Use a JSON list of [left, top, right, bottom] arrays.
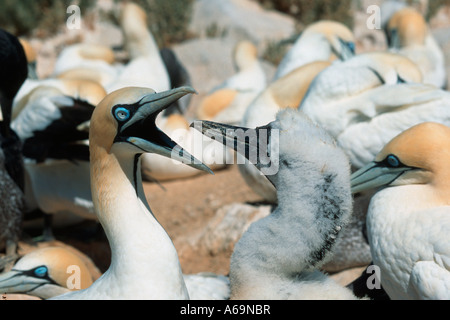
[[273, 20, 355, 80], [351, 122, 450, 299], [297, 51, 450, 169], [10, 81, 105, 223]]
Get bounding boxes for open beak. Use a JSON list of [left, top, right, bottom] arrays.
[[350, 161, 410, 194], [190, 120, 276, 184], [0, 269, 49, 295], [116, 86, 213, 175]]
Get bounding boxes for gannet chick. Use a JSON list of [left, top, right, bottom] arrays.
[[196, 41, 266, 125], [386, 7, 446, 89], [273, 20, 355, 80], [351, 122, 450, 300], [194, 108, 359, 299], [52, 86, 211, 299], [0, 247, 93, 299]]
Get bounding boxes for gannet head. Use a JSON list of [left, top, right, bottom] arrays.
[[0, 247, 93, 299], [192, 108, 350, 192], [351, 122, 450, 194], [305, 20, 356, 61], [90, 86, 212, 173], [386, 7, 427, 48]]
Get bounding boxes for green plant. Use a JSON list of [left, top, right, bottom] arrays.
[[256, 0, 354, 29], [0, 0, 95, 36]]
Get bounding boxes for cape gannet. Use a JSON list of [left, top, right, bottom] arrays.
[[0, 246, 94, 299], [386, 7, 446, 89], [0, 246, 229, 300], [351, 122, 450, 300], [298, 51, 450, 169], [273, 20, 355, 80], [51, 86, 212, 299], [11, 80, 107, 239], [193, 108, 360, 299]]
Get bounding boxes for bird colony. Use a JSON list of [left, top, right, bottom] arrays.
[[0, 1, 448, 301]]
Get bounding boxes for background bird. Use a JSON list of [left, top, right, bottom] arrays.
[[273, 20, 355, 80]]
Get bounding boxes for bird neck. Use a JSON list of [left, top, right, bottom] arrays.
[[121, 15, 160, 60], [89, 143, 187, 297]]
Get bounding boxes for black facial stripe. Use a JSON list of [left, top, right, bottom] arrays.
[[9, 266, 59, 287], [367, 67, 385, 85]]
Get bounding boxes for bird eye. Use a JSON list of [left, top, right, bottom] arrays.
[[114, 107, 130, 122], [386, 154, 400, 167], [34, 266, 48, 278]]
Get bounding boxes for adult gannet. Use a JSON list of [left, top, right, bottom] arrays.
[[0, 246, 229, 300], [0, 246, 94, 299], [0, 29, 28, 263], [193, 108, 359, 299], [298, 51, 450, 169], [51, 86, 212, 299], [51, 43, 118, 89], [196, 41, 266, 125], [386, 7, 446, 89], [273, 20, 355, 81], [351, 122, 450, 300]]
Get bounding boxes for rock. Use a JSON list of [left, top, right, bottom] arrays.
[[192, 202, 272, 256]]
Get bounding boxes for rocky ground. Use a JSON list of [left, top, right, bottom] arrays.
[[2, 0, 450, 300]]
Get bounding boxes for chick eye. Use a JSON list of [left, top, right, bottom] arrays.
[[386, 154, 400, 168], [114, 107, 130, 122], [34, 266, 48, 278]]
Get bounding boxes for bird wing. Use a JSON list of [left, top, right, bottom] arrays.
[[337, 84, 450, 167], [410, 261, 450, 300], [12, 96, 94, 163]]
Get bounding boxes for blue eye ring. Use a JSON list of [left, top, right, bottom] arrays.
[[114, 107, 131, 122], [386, 154, 400, 168], [34, 266, 48, 278]]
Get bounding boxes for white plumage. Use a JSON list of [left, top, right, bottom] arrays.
[[273, 20, 355, 80]]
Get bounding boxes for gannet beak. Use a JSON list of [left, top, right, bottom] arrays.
[[0, 269, 50, 294], [338, 39, 355, 60], [190, 120, 275, 182], [350, 161, 410, 193], [115, 86, 213, 174]]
